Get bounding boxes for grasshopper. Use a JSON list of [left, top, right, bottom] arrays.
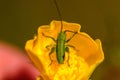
[[42, 0, 78, 65]]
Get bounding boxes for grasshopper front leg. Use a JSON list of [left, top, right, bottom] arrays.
[[64, 30, 77, 43], [42, 33, 56, 42]]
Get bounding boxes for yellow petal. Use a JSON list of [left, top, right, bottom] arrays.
[[25, 20, 104, 80]]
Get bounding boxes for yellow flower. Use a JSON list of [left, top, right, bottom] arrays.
[[25, 20, 104, 80]]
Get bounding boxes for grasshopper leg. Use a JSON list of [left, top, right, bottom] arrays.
[[66, 44, 75, 49], [46, 44, 55, 50], [66, 44, 79, 52], [42, 33, 56, 42], [64, 30, 77, 43], [66, 47, 70, 66], [66, 32, 77, 42], [49, 47, 56, 65]]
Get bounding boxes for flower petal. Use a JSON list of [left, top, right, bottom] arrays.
[[25, 20, 104, 80]]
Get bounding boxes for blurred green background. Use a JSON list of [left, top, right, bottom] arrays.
[[0, 0, 120, 80]]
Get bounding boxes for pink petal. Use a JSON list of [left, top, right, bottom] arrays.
[[0, 41, 39, 80]]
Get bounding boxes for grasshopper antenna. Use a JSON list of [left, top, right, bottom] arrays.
[[53, 0, 63, 32]]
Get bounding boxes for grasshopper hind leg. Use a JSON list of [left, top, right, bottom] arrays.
[[49, 47, 56, 65], [65, 47, 70, 66], [65, 45, 78, 66]]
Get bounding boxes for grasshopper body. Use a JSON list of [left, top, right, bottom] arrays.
[[42, 0, 77, 65], [56, 31, 66, 64], [42, 27, 77, 65]]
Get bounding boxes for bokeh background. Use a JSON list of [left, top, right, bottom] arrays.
[[0, 0, 120, 80]]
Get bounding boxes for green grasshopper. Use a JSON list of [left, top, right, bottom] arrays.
[[42, 0, 78, 65]]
